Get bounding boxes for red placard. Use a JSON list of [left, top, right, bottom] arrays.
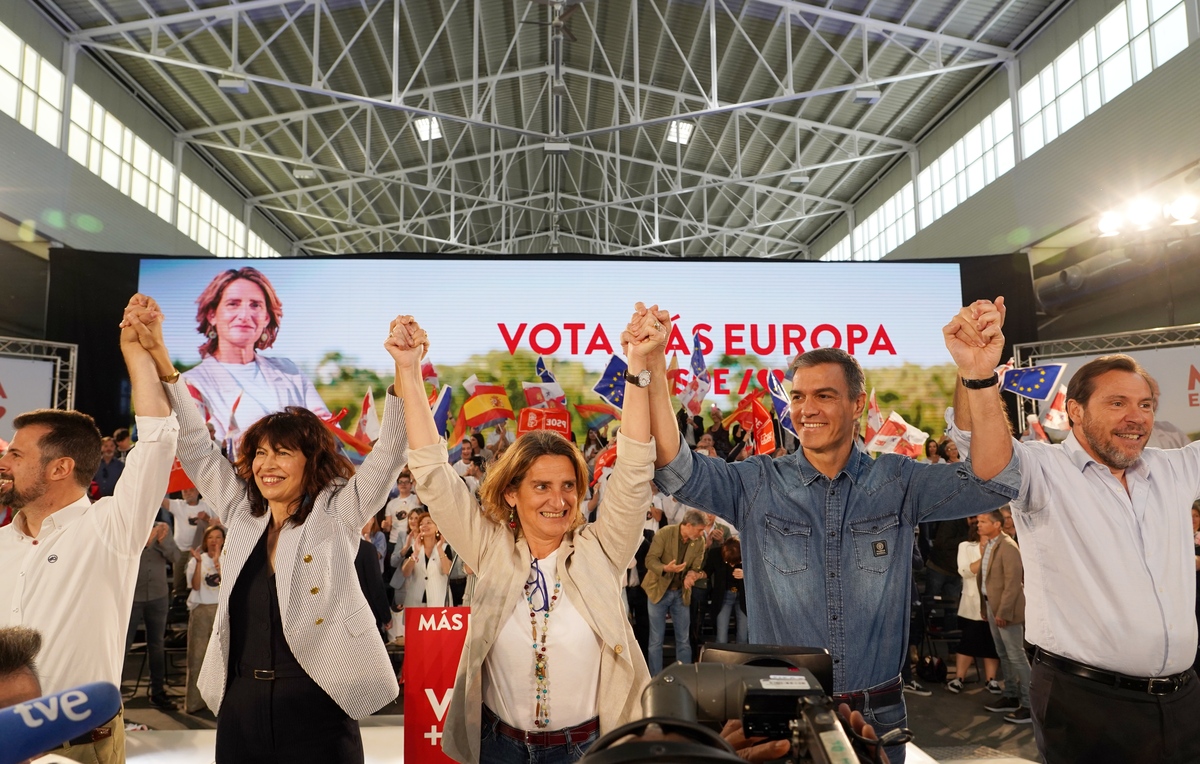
[[516, 407, 572, 438], [404, 607, 470, 763]]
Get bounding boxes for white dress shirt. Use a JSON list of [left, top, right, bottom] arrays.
[[0, 415, 179, 694], [947, 411, 1200, 676]]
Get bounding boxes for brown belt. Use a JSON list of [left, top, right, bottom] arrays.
[[483, 706, 599, 746], [834, 676, 904, 713], [63, 712, 119, 747]]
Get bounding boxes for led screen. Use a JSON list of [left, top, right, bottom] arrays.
[[139, 258, 965, 446]]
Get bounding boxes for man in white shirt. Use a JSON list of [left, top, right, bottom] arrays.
[[453, 437, 475, 477], [949, 350, 1200, 764], [162, 486, 215, 594], [384, 471, 421, 547], [0, 294, 178, 764]]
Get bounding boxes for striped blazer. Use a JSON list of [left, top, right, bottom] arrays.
[[166, 382, 406, 719]]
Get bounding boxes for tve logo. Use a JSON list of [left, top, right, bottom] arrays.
[[11, 690, 93, 727]]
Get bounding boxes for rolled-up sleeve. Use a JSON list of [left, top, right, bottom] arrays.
[[652, 434, 696, 495], [942, 406, 1023, 501]]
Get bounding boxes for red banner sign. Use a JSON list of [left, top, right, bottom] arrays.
[[404, 607, 470, 763], [516, 407, 572, 438]]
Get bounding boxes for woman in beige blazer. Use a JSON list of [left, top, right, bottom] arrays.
[[397, 311, 661, 764]]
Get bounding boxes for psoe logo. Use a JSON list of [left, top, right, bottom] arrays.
[[418, 610, 466, 631]]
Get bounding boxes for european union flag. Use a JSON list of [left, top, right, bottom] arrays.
[[766, 371, 798, 437], [689, 333, 708, 379], [1001, 363, 1066, 401], [593, 355, 628, 410]]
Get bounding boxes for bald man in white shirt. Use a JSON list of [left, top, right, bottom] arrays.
[[0, 294, 178, 764]]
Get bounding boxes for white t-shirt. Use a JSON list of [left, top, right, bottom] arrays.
[[453, 460, 471, 477], [483, 548, 602, 730], [166, 499, 214, 549], [219, 359, 289, 431], [186, 554, 221, 609], [385, 494, 421, 544]]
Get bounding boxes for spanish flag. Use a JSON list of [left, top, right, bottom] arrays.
[[462, 384, 515, 428]]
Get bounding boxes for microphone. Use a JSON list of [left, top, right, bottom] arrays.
[[0, 682, 121, 764]]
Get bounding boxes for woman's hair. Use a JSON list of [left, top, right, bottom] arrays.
[[925, 437, 939, 458], [477, 430, 589, 539], [234, 406, 354, 525], [721, 536, 742, 566], [202, 524, 226, 549], [966, 517, 980, 544], [194, 267, 285, 358], [937, 438, 957, 461]]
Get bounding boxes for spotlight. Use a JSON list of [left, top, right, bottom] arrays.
[[1126, 197, 1159, 229], [1166, 195, 1198, 225], [1097, 211, 1122, 237], [789, 174, 811, 185], [292, 167, 317, 180]]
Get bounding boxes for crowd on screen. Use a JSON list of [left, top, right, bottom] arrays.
[[1, 293, 1200, 764]]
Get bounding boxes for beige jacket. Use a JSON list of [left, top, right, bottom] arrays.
[[410, 432, 655, 764]]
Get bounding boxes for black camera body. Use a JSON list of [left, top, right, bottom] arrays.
[[582, 663, 863, 764]]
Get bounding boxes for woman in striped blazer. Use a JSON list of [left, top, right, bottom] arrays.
[[127, 301, 412, 764]]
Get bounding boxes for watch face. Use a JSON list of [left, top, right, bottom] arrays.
[[637, 370, 651, 387]]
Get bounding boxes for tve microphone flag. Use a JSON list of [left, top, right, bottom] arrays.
[[0, 682, 121, 764]]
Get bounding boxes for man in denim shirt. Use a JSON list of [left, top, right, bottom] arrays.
[[628, 299, 1020, 764]]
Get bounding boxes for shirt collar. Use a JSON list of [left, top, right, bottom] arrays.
[[793, 441, 867, 486], [1062, 431, 1151, 480], [16, 494, 91, 539]]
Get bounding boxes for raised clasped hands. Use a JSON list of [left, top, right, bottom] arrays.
[[621, 302, 671, 364], [119, 294, 167, 355], [943, 296, 1006, 379], [384, 315, 429, 371]]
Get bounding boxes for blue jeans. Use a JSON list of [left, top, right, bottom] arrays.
[[648, 589, 691, 676], [987, 605, 1031, 707], [858, 692, 908, 764], [125, 595, 169, 695], [715, 591, 748, 644], [480, 709, 597, 763]]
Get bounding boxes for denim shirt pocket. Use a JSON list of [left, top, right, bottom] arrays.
[[849, 514, 902, 574], [763, 514, 811, 574]]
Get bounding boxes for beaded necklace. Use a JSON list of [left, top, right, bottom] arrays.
[[524, 556, 562, 729]]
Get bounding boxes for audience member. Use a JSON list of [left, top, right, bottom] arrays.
[[705, 537, 747, 644], [126, 520, 181, 710], [92, 437, 124, 498], [389, 510, 424, 608], [131, 297, 404, 762], [923, 438, 941, 464], [0, 626, 42, 709], [642, 510, 708, 676], [113, 428, 134, 462], [162, 486, 215, 595], [998, 504, 1017, 542], [920, 517, 970, 633], [623, 528, 655, 661], [945, 517, 1000, 695], [974, 510, 1032, 723], [382, 471, 420, 595], [938, 438, 960, 463], [353, 537, 392, 645], [398, 311, 657, 763], [184, 525, 223, 714], [453, 437, 476, 477], [401, 513, 454, 608], [0, 294, 178, 764], [362, 515, 386, 574]]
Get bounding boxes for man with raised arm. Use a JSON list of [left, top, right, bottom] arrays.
[[946, 352, 1200, 764], [628, 300, 1020, 764], [0, 294, 178, 764]]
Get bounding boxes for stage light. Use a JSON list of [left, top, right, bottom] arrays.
[[217, 77, 250, 94], [852, 88, 882, 104], [1166, 195, 1197, 225], [292, 167, 317, 180], [1097, 211, 1122, 237], [789, 173, 811, 185], [1126, 197, 1159, 229]]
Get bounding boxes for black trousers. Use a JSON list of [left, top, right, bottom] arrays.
[[1031, 659, 1200, 764], [215, 675, 363, 764], [626, 585, 650, 660]]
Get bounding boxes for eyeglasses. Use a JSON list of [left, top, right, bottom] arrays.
[[525, 558, 551, 612]]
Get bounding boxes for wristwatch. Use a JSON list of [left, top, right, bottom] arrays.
[[960, 373, 999, 389], [624, 369, 651, 388]]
